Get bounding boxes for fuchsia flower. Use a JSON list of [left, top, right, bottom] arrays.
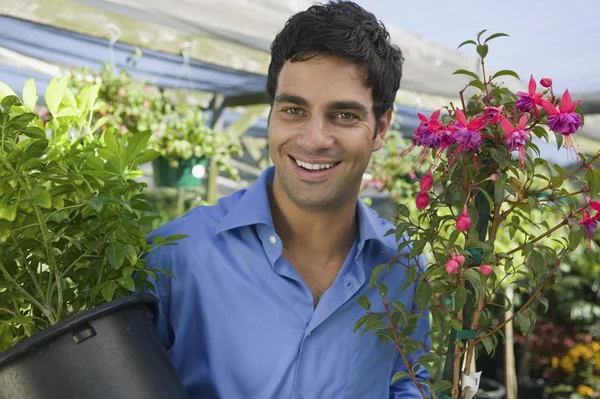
[[453, 108, 486, 152], [416, 192, 430, 210], [484, 106, 503, 124], [540, 77, 553, 88], [420, 170, 434, 191], [579, 199, 600, 251], [539, 89, 582, 158], [456, 207, 471, 232], [413, 110, 444, 148], [446, 259, 459, 275], [479, 265, 493, 276], [515, 75, 544, 117], [500, 114, 531, 168], [449, 249, 465, 266]]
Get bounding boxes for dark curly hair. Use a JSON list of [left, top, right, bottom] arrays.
[[266, 1, 404, 123]]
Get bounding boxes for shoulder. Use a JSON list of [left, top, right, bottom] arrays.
[[362, 202, 419, 259]]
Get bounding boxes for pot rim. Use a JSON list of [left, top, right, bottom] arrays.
[[0, 293, 158, 367]]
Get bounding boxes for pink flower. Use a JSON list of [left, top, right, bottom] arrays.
[[446, 259, 459, 274], [420, 169, 434, 192], [456, 207, 471, 232], [515, 75, 544, 117], [500, 114, 531, 168], [539, 89, 582, 158], [454, 253, 465, 265], [416, 192, 430, 211], [453, 108, 486, 152], [479, 265, 493, 276], [409, 172, 417, 180], [579, 199, 600, 251], [484, 106, 502, 124], [413, 110, 444, 149], [374, 179, 383, 190], [540, 77, 553, 88], [490, 173, 498, 182]]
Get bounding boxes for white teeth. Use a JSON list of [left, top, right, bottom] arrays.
[[295, 159, 336, 170]]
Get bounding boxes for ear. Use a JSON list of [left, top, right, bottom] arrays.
[[373, 109, 393, 152]]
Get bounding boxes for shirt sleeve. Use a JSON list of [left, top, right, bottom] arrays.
[[389, 255, 431, 399]]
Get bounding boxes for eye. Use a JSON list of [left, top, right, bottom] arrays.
[[337, 112, 357, 120], [283, 107, 302, 115]]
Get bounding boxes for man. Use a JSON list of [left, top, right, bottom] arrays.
[[146, 1, 430, 398]]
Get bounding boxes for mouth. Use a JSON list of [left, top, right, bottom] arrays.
[[288, 155, 341, 180]]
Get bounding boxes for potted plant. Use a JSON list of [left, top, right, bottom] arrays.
[[0, 77, 189, 398], [355, 30, 600, 399], [68, 63, 242, 189]]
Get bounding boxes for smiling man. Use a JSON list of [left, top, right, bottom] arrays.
[[146, 1, 430, 398]]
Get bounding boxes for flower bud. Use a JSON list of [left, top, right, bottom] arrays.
[[490, 173, 498, 182], [446, 259, 459, 275], [479, 265, 493, 276], [419, 170, 434, 192], [454, 253, 465, 265], [409, 172, 417, 180], [456, 207, 471, 232], [416, 192, 430, 211], [540, 77, 553, 88]]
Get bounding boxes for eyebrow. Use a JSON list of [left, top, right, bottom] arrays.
[[274, 93, 309, 106]]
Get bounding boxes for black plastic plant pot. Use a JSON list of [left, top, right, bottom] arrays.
[[0, 293, 188, 399]]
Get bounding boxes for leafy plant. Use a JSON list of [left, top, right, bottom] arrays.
[[355, 30, 600, 399], [66, 63, 242, 178], [0, 77, 183, 351]]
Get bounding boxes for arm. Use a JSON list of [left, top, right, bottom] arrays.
[[144, 245, 175, 350]]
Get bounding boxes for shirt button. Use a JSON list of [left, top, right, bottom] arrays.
[[269, 236, 277, 244]]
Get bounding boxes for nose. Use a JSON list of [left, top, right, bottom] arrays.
[[297, 116, 335, 151]]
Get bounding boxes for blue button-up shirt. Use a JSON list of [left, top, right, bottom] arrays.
[[146, 166, 430, 399]]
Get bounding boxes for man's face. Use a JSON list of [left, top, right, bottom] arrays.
[[268, 55, 392, 211]]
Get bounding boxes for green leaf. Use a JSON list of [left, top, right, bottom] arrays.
[[56, 107, 78, 118], [529, 250, 545, 269], [378, 283, 388, 298], [484, 32, 509, 43], [568, 230, 582, 251], [107, 242, 125, 268], [585, 168, 600, 199], [476, 44, 489, 59], [453, 69, 480, 80], [537, 296, 549, 313], [0, 81, 17, 102], [22, 78, 38, 111], [432, 380, 453, 393], [454, 286, 468, 311], [370, 264, 386, 288], [0, 202, 17, 221], [409, 239, 427, 259], [22, 126, 46, 138], [101, 281, 117, 302], [457, 39, 477, 50], [468, 79, 486, 92], [354, 314, 371, 332], [516, 311, 531, 335], [491, 69, 521, 81], [117, 276, 135, 292], [391, 372, 409, 384], [358, 295, 371, 310], [44, 76, 67, 117], [555, 132, 564, 151], [477, 29, 488, 39], [482, 336, 495, 355], [414, 282, 432, 312], [103, 129, 119, 155]]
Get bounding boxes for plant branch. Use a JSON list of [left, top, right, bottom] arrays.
[[473, 252, 565, 347], [506, 219, 569, 256], [0, 260, 57, 324], [383, 296, 429, 399]]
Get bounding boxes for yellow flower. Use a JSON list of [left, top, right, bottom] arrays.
[[591, 341, 600, 352], [551, 356, 559, 368], [560, 356, 575, 374], [576, 385, 594, 397]]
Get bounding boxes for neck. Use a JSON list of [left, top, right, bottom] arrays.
[[268, 184, 359, 262]]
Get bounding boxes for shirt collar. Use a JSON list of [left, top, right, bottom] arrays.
[[214, 166, 395, 250]]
